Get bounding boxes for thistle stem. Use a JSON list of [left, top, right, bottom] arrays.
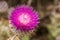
[[27, 0, 32, 6]]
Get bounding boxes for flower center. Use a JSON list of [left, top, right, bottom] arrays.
[[18, 13, 31, 25]]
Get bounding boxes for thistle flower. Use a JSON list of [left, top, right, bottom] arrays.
[[56, 36, 60, 40], [0, 1, 8, 13], [9, 5, 39, 32]]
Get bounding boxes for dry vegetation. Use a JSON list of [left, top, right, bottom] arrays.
[[0, 0, 60, 40]]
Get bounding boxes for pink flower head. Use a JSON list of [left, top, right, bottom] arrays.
[[56, 36, 60, 40], [9, 5, 39, 31]]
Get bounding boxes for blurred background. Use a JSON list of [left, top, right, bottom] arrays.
[[0, 0, 60, 40]]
